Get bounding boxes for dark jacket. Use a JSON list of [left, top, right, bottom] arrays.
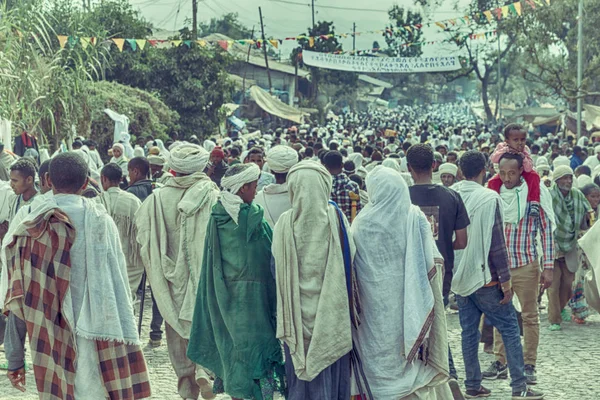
[[205, 161, 229, 188], [127, 179, 153, 202]]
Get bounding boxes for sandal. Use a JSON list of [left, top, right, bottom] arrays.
[[573, 317, 586, 325]]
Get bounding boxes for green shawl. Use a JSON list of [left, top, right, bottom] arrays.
[[187, 201, 284, 400], [551, 185, 592, 253]]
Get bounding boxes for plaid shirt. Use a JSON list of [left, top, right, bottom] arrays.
[[505, 203, 555, 269], [488, 205, 511, 283], [331, 173, 362, 221]]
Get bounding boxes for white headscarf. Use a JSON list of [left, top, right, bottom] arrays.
[[169, 144, 210, 175], [220, 164, 261, 224], [347, 152, 365, 169], [439, 163, 458, 177], [267, 145, 299, 173], [203, 140, 216, 153]]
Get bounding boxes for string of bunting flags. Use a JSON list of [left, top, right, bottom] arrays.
[[56, 0, 549, 53]]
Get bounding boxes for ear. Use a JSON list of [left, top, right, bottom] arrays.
[[80, 178, 89, 192]]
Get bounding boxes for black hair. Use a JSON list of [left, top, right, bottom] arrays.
[[318, 149, 329, 162], [248, 147, 265, 158], [531, 144, 540, 153], [340, 148, 348, 158], [343, 160, 356, 173], [230, 147, 240, 157], [101, 163, 124, 183], [329, 142, 339, 151], [581, 183, 600, 197], [10, 158, 36, 179], [49, 152, 89, 193], [459, 151, 486, 179], [314, 142, 324, 152], [401, 141, 411, 152], [353, 145, 362, 153], [364, 145, 374, 156], [349, 174, 364, 189], [498, 152, 524, 169], [323, 151, 343, 169], [38, 159, 51, 180], [128, 157, 150, 177], [573, 145, 583, 155], [503, 123, 526, 139], [575, 165, 592, 177], [304, 147, 314, 158], [72, 140, 83, 149], [406, 144, 434, 173], [446, 151, 458, 160], [595, 175, 600, 187]]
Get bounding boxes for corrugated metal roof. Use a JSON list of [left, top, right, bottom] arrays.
[[358, 74, 393, 88]]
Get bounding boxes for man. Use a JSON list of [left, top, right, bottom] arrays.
[[245, 147, 274, 191], [148, 154, 170, 185], [582, 145, 600, 170], [136, 144, 219, 400], [127, 157, 153, 202], [432, 151, 444, 184], [100, 163, 144, 301], [272, 161, 354, 400], [351, 166, 453, 399], [254, 145, 298, 228], [323, 150, 362, 221], [8, 159, 38, 222], [187, 163, 284, 400], [447, 151, 459, 165], [2, 152, 151, 399], [204, 146, 229, 188], [0, 142, 16, 181], [484, 152, 555, 384], [452, 151, 543, 399], [548, 165, 592, 331], [440, 162, 458, 187], [407, 143, 469, 382], [570, 146, 585, 170]]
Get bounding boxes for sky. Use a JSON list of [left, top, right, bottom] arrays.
[[129, 0, 479, 57]]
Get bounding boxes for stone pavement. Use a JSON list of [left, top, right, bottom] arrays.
[[1, 292, 598, 400]]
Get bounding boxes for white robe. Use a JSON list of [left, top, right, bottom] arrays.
[[254, 183, 292, 229]]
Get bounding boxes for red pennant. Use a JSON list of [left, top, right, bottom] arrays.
[[218, 40, 228, 50]]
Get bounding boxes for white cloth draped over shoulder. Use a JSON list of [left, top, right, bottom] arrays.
[[452, 180, 499, 296], [135, 172, 219, 339], [579, 222, 600, 313], [254, 183, 292, 229], [350, 166, 449, 399], [272, 160, 354, 382], [219, 164, 260, 225]]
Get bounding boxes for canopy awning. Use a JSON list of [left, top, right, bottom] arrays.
[[248, 85, 308, 124]]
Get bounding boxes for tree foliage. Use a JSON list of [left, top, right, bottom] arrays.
[[384, 6, 424, 58], [199, 13, 254, 40]]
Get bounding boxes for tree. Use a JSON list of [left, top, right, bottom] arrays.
[[384, 6, 424, 57], [199, 13, 254, 40], [292, 21, 358, 101]]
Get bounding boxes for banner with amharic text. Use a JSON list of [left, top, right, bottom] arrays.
[[302, 50, 462, 73]]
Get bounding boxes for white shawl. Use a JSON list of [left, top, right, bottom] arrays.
[[452, 180, 498, 296], [272, 160, 353, 382], [254, 183, 292, 229], [135, 172, 219, 339], [579, 222, 600, 313], [351, 166, 448, 398]]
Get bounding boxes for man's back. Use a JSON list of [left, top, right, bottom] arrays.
[[127, 179, 153, 202], [331, 172, 362, 220]]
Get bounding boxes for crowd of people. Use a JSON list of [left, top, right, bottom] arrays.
[[0, 101, 599, 400]]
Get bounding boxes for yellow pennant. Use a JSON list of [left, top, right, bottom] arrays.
[[513, 1, 522, 15], [197, 40, 207, 47], [483, 10, 493, 21], [269, 40, 278, 49], [136, 39, 147, 51], [309, 37, 314, 48], [112, 38, 125, 52], [57, 35, 68, 48], [502, 5, 509, 17], [80, 37, 91, 49], [171, 40, 182, 47]]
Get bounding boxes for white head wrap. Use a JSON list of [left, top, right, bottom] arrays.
[[220, 163, 261, 224], [347, 152, 365, 169], [169, 144, 210, 175], [267, 145, 299, 173], [381, 158, 401, 172], [112, 143, 125, 159], [577, 174, 593, 188], [553, 155, 570, 169], [133, 146, 145, 158], [439, 163, 458, 177], [203, 140, 216, 153], [552, 165, 573, 182], [147, 155, 165, 166]]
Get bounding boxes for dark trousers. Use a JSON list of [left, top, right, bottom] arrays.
[[150, 288, 164, 341]]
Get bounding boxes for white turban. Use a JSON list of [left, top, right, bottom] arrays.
[[147, 155, 165, 166], [203, 140, 216, 153], [133, 146, 145, 158], [382, 158, 401, 172], [347, 152, 364, 169], [439, 163, 458, 177], [267, 145, 299, 173], [553, 155, 570, 169], [220, 163, 261, 225], [169, 144, 209, 174], [552, 165, 573, 182], [577, 174, 593, 188]]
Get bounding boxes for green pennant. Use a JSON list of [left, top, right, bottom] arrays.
[[126, 39, 137, 51], [183, 40, 192, 48], [508, 3, 517, 15], [67, 36, 78, 48], [239, 40, 246, 46]]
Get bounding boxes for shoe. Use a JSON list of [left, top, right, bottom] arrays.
[[548, 324, 561, 331], [524, 364, 537, 385], [449, 379, 466, 400], [561, 309, 571, 322], [482, 361, 508, 380], [197, 377, 216, 400], [512, 388, 544, 399], [465, 386, 491, 398], [148, 338, 162, 348], [573, 317, 586, 324]]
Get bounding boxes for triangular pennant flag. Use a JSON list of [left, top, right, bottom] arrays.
[[525, 0, 536, 9], [502, 5, 509, 17], [80, 37, 90, 49], [269, 40, 278, 49], [148, 40, 158, 47], [494, 8, 502, 19], [238, 40, 246, 45], [435, 22, 446, 30], [483, 10, 493, 21], [126, 39, 137, 51], [57, 35, 68, 48], [112, 38, 125, 52], [508, 3, 517, 15], [463, 16, 470, 24], [513, 1, 522, 15], [544, 0, 550, 4], [415, 24, 423, 29], [405, 26, 412, 33], [228, 40, 234, 48], [197, 40, 207, 47], [449, 19, 456, 25], [533, 0, 544, 5], [171, 40, 182, 47], [218, 40, 228, 50], [183, 40, 192, 48], [309, 37, 314, 48], [136, 39, 146, 51], [68, 36, 79, 48]]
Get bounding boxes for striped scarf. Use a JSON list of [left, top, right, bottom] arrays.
[[551, 185, 591, 253]]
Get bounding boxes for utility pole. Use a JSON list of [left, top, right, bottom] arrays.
[[242, 25, 255, 96], [577, 0, 583, 138], [352, 22, 356, 55], [311, 0, 315, 28], [259, 7, 273, 93], [497, 30, 502, 123], [192, 0, 198, 39]]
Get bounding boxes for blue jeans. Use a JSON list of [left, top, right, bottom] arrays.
[[456, 285, 527, 393]]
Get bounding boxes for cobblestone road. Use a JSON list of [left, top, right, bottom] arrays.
[[1, 293, 598, 400]]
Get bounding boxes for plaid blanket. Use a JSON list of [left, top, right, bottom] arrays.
[[4, 208, 151, 400], [551, 185, 591, 253]]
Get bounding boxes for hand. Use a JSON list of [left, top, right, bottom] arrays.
[[7, 368, 26, 392], [206, 164, 215, 177], [540, 269, 553, 289], [499, 283, 513, 305]]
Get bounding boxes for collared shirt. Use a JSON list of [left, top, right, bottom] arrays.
[[488, 205, 511, 283], [505, 203, 555, 269], [331, 173, 362, 221]]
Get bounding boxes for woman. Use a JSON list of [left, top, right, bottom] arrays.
[[351, 166, 452, 399], [569, 183, 600, 324], [110, 143, 129, 177]]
